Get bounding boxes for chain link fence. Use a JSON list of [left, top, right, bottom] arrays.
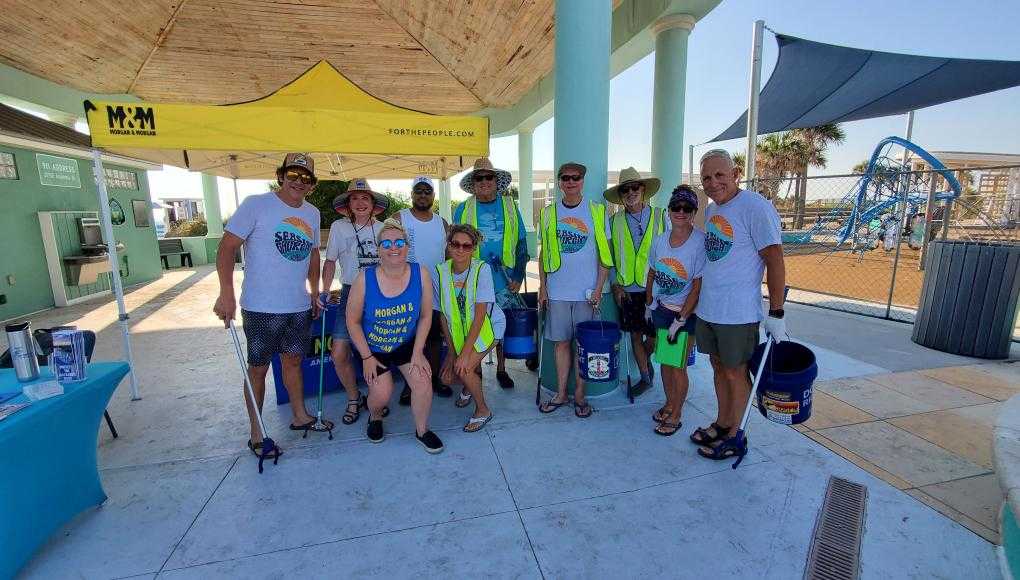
[[765, 165, 1020, 338]]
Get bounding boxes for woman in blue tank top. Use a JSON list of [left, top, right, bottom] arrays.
[[347, 218, 444, 454]]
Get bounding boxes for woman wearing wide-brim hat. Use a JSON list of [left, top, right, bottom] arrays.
[[603, 167, 661, 205], [604, 167, 666, 397], [321, 177, 392, 427]]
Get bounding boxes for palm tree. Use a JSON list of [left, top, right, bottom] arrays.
[[755, 132, 804, 201], [788, 124, 846, 228]]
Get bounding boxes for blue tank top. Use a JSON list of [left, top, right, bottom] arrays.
[[363, 265, 422, 353]]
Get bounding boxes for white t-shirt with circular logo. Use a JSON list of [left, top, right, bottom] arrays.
[[648, 229, 707, 308], [225, 192, 320, 313]]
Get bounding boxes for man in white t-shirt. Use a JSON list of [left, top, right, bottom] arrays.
[[394, 176, 451, 403], [537, 162, 613, 419], [691, 149, 788, 461], [214, 153, 331, 456]]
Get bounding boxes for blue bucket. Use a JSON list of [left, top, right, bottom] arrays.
[[750, 341, 818, 425], [503, 308, 537, 359], [576, 320, 622, 382]]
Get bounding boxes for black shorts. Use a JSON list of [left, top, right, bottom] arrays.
[[241, 309, 312, 366], [426, 310, 443, 345], [618, 291, 654, 337], [370, 340, 415, 374]]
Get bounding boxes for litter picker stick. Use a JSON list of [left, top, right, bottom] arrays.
[[535, 304, 545, 407], [313, 301, 334, 440], [228, 320, 279, 473], [732, 337, 774, 470]]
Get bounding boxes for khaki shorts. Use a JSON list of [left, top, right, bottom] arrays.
[[695, 319, 759, 368], [544, 300, 597, 342]]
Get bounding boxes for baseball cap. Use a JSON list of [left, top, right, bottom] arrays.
[[668, 185, 699, 210], [557, 161, 587, 178], [281, 152, 315, 175], [412, 176, 435, 191]]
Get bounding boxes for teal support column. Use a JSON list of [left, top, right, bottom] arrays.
[[650, 13, 695, 207], [201, 173, 223, 261], [542, 0, 615, 397], [518, 129, 537, 255], [553, 0, 611, 203]]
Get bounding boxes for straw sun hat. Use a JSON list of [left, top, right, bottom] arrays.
[[603, 167, 661, 204], [333, 177, 390, 216], [459, 157, 512, 195]]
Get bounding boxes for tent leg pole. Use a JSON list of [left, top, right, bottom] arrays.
[[91, 149, 141, 400]]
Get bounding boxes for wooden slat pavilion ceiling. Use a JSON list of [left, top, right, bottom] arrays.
[[0, 0, 621, 115]]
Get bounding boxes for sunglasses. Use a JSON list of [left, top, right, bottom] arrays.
[[379, 238, 407, 249], [448, 240, 475, 251], [283, 170, 315, 185], [412, 187, 433, 194], [669, 204, 696, 214], [559, 174, 583, 182], [473, 174, 495, 182], [619, 184, 642, 194]]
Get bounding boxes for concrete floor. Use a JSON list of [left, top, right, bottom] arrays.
[[10, 265, 1013, 579]]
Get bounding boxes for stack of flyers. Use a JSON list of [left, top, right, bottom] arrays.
[[52, 329, 87, 383], [0, 402, 30, 421]]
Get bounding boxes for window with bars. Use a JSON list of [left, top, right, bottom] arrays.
[[104, 168, 138, 190], [0, 151, 17, 180]]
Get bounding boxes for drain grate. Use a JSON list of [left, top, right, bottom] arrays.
[[804, 476, 868, 580]]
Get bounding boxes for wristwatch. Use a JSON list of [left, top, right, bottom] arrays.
[[768, 308, 785, 319]]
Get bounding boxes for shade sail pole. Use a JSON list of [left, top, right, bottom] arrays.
[[687, 144, 694, 185], [745, 19, 765, 189], [91, 149, 141, 400]]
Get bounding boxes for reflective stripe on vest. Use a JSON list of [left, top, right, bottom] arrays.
[[436, 259, 495, 355], [611, 207, 665, 287], [540, 200, 613, 273], [457, 196, 519, 268]]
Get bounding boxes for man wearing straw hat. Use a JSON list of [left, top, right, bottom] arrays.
[[453, 158, 530, 390], [320, 177, 390, 426], [214, 153, 332, 454], [605, 167, 667, 395], [537, 161, 613, 419]]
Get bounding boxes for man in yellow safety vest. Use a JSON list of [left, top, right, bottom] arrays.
[[537, 161, 613, 419], [606, 167, 666, 395], [453, 158, 530, 390]]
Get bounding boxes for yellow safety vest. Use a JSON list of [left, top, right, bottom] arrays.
[[456, 196, 520, 268], [540, 200, 613, 273], [611, 207, 666, 287], [435, 259, 495, 355]]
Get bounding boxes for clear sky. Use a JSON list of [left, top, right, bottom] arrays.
[[149, 0, 1020, 211]]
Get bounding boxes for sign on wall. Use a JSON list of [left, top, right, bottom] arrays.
[[36, 154, 81, 188]]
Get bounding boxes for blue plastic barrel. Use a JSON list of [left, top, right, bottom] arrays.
[[503, 308, 537, 359], [576, 320, 622, 382], [750, 341, 818, 425]]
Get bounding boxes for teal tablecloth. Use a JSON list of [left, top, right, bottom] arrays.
[[0, 362, 129, 579]]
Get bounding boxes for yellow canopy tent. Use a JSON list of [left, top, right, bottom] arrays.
[[84, 60, 488, 179], [81, 60, 490, 398]]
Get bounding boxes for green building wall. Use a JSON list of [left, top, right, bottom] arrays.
[[0, 142, 162, 321]]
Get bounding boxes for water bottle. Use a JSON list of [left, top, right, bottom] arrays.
[[5, 322, 41, 382]]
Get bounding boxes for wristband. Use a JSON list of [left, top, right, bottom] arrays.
[[361, 353, 375, 361], [768, 308, 785, 319]]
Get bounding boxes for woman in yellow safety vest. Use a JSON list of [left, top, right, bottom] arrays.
[[432, 224, 505, 432]]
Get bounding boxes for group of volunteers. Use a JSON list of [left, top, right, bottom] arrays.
[[213, 148, 787, 460]]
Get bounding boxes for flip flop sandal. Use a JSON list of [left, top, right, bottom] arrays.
[[690, 422, 728, 446], [655, 420, 682, 436], [652, 406, 670, 423], [697, 435, 747, 461], [463, 414, 493, 432], [539, 398, 568, 413], [574, 401, 593, 419], [455, 390, 473, 408], [290, 418, 317, 431], [342, 394, 366, 425]]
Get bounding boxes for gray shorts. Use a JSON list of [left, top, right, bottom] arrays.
[[695, 318, 759, 369], [543, 300, 597, 342], [331, 285, 352, 341]]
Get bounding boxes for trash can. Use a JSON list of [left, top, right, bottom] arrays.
[[912, 241, 1020, 358]]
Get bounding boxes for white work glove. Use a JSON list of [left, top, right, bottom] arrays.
[[667, 315, 687, 344], [644, 303, 655, 326], [763, 314, 789, 343]]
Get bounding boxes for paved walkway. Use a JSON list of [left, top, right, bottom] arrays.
[[9, 265, 1015, 579]]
